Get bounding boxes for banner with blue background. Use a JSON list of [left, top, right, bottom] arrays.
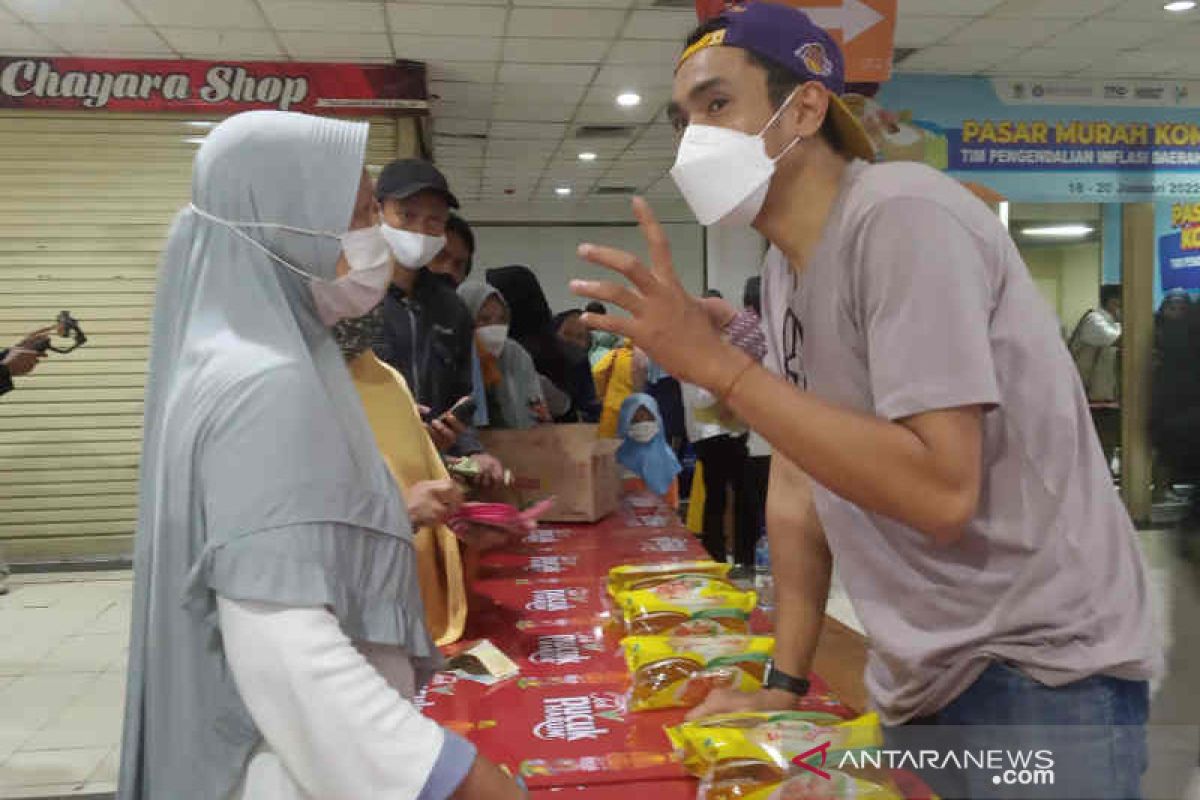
[[873, 76, 1200, 204]]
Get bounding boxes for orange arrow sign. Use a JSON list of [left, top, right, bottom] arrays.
[[694, 0, 896, 83]]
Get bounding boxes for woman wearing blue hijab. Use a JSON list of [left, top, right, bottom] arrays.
[[617, 394, 682, 507]]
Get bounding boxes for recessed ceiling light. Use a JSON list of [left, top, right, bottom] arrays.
[[555, 186, 572, 197], [1021, 224, 1094, 238], [578, 151, 598, 162], [616, 92, 642, 107], [1165, 0, 1196, 10]]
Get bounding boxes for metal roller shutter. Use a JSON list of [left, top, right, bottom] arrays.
[[0, 110, 402, 563]]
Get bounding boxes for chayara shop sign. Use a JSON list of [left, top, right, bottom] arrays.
[[0, 57, 427, 115]]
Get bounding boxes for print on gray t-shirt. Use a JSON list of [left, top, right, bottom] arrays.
[[761, 159, 1161, 725]]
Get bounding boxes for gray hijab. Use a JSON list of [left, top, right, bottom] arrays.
[[457, 281, 543, 430], [119, 111, 434, 799]]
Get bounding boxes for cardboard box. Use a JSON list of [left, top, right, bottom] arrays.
[[480, 425, 620, 523]]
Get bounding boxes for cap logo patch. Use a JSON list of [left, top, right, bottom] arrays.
[[796, 42, 833, 77]]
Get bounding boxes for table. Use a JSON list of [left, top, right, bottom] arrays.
[[420, 496, 927, 798]]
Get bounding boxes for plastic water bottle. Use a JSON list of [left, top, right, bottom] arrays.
[[754, 533, 775, 617]]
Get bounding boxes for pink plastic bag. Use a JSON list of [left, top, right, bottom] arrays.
[[447, 498, 556, 536]]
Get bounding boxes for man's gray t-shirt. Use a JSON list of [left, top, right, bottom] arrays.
[[761, 159, 1161, 725]]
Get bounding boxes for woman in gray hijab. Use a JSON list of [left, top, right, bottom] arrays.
[[118, 111, 523, 800], [457, 281, 547, 429]]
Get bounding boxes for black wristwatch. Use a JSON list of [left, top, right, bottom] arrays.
[[763, 659, 811, 697]]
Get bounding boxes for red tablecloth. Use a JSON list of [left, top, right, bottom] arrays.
[[422, 496, 931, 798]]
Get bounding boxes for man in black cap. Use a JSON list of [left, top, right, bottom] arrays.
[[373, 159, 503, 483]]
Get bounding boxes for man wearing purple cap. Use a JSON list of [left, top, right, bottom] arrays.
[[572, 3, 1160, 797]]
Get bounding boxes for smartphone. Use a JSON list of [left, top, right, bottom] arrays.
[[447, 396, 477, 425]]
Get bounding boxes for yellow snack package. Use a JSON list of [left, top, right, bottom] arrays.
[[607, 561, 732, 597], [622, 636, 774, 711], [619, 584, 757, 636], [666, 712, 898, 800]]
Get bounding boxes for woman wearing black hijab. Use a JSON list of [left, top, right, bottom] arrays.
[[486, 265, 599, 423]]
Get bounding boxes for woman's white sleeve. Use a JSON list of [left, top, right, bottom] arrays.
[[217, 596, 476, 800]]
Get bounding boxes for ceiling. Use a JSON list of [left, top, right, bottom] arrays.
[[2, 0, 1199, 221]]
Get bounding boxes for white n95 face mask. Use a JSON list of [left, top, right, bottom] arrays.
[[627, 421, 660, 444], [189, 204, 393, 327], [477, 324, 509, 357], [670, 87, 802, 228], [382, 224, 446, 271]]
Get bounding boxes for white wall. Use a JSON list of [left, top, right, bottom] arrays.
[[471, 223, 705, 315], [706, 226, 767, 305]]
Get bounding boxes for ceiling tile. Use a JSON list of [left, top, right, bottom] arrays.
[[386, 3, 507, 37], [427, 61, 499, 83], [1046, 20, 1167, 48], [487, 139, 556, 157], [494, 81, 584, 105], [593, 63, 675, 89], [893, 15, 972, 48], [432, 98, 495, 119], [489, 121, 569, 140], [582, 84, 669, 107], [985, 46, 1098, 74], [491, 100, 576, 122], [896, 44, 1020, 74], [899, 0, 1002, 13], [988, 0, 1122, 17], [515, 0, 633, 7], [0, 22, 61, 53], [606, 39, 677, 65], [1150, 25, 1200, 48], [161, 28, 283, 58], [433, 118, 489, 136], [4, 0, 140, 25], [393, 33, 501, 61], [621, 9, 695, 40], [501, 37, 610, 64], [508, 8, 626, 39], [1103, 0, 1200, 21], [279, 30, 393, 60], [1098, 49, 1182, 77], [574, 103, 658, 125], [39, 24, 173, 56], [430, 81, 496, 106], [498, 62, 595, 84], [944, 16, 1075, 46], [127, 0, 264, 28], [263, 1, 386, 33]]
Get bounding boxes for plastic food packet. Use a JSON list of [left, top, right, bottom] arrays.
[[619, 584, 757, 636], [607, 561, 732, 597], [623, 636, 774, 711], [666, 711, 895, 800]]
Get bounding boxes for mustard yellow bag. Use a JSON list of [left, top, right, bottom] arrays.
[[607, 560, 732, 597], [619, 584, 757, 636], [666, 712, 897, 800], [622, 636, 774, 711]]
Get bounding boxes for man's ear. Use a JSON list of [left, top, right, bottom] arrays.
[[792, 82, 830, 140]]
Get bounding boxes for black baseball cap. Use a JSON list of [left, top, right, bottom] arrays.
[[375, 159, 460, 208]]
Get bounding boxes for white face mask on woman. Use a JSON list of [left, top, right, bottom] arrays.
[[190, 204, 393, 326], [669, 86, 802, 228], [477, 324, 509, 357], [627, 420, 660, 444], [381, 224, 446, 271]]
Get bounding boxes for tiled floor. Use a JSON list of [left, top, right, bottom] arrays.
[[1, 531, 1196, 799], [0, 572, 129, 798]]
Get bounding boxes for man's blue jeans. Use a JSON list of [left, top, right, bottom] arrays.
[[884, 661, 1149, 799]]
